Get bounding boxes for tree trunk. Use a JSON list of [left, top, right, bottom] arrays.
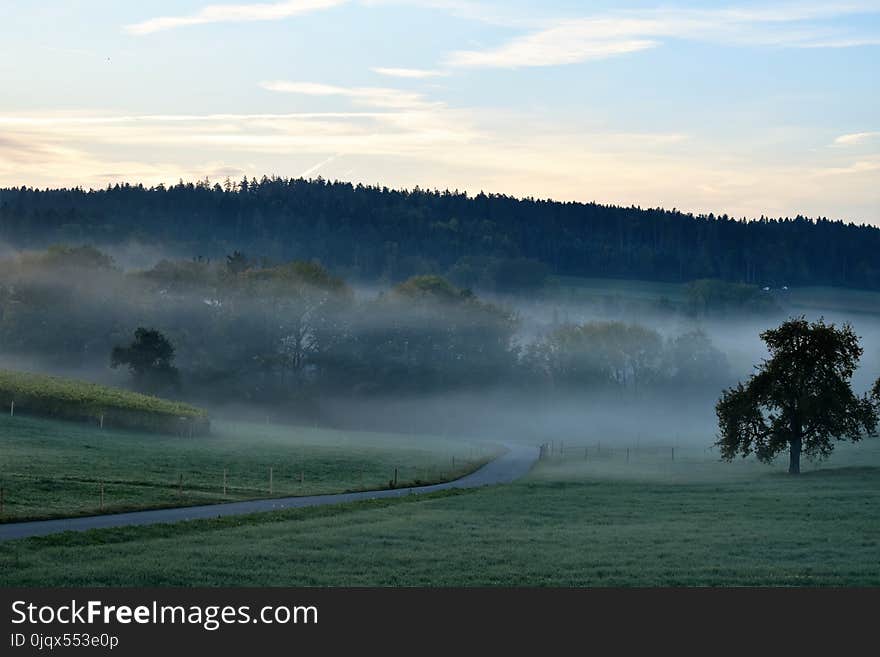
[[789, 435, 802, 475]]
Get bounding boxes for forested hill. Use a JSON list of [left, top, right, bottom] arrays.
[[1, 178, 878, 289]]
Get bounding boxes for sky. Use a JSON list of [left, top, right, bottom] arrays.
[[0, 0, 878, 224]]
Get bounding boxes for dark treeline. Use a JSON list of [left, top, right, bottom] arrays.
[[1, 177, 879, 290]]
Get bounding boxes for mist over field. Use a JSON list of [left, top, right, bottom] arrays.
[[1, 238, 878, 460]]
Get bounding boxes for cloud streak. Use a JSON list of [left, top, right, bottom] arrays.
[[125, 0, 347, 35], [372, 67, 449, 79], [300, 153, 343, 177], [260, 80, 442, 110], [447, 4, 880, 68], [835, 131, 880, 145]]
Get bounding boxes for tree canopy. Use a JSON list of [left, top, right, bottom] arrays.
[[716, 318, 878, 474], [111, 328, 180, 394]]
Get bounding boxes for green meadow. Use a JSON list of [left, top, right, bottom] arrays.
[[2, 439, 877, 586], [0, 414, 492, 521]]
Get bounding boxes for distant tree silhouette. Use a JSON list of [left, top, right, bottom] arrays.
[[716, 318, 878, 474], [111, 328, 179, 394], [225, 251, 250, 275]]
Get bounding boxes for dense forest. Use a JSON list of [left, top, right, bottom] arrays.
[[1, 178, 879, 290]]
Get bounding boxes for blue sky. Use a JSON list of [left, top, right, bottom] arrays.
[[1, 1, 878, 223]]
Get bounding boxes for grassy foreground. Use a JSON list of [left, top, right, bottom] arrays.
[[0, 369, 208, 435], [0, 415, 492, 521], [2, 441, 878, 586]]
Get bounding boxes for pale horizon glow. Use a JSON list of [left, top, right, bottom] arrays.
[[1, 1, 878, 224]]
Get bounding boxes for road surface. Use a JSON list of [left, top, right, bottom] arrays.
[[0, 443, 538, 542]]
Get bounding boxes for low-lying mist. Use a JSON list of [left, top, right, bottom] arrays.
[[1, 244, 878, 452]]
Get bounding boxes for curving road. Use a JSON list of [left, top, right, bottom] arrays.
[[0, 443, 539, 542]]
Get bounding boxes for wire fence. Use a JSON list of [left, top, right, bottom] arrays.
[[0, 454, 491, 522], [535, 438, 880, 469], [537, 440, 721, 463]]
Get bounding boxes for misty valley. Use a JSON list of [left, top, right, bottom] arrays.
[[5, 2, 880, 646], [1, 187, 879, 586]]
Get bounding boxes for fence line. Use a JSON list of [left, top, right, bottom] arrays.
[[0, 453, 488, 521], [538, 440, 722, 462]]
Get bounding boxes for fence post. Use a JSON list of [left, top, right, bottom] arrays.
[[269, 467, 273, 495], [300, 471, 304, 486], [100, 482, 104, 511], [99, 413, 104, 429], [393, 467, 398, 487], [10, 401, 14, 417], [223, 468, 227, 496], [627, 448, 630, 463], [178, 473, 183, 497], [0, 486, 4, 515]]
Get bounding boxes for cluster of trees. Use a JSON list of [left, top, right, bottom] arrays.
[[524, 323, 727, 392], [2, 178, 880, 289], [0, 246, 733, 407], [685, 279, 781, 316]]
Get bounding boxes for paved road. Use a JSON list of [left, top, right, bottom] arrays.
[[0, 443, 539, 542]]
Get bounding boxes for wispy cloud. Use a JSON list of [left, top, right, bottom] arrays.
[[299, 153, 343, 177], [126, 0, 541, 36], [448, 32, 658, 68], [260, 80, 441, 110], [834, 131, 880, 146], [372, 67, 449, 79], [447, 4, 880, 68], [361, 0, 539, 28], [817, 158, 880, 175], [0, 112, 391, 126], [125, 0, 347, 35]]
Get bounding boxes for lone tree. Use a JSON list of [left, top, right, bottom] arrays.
[[716, 318, 878, 474], [226, 251, 250, 276], [111, 328, 179, 393]]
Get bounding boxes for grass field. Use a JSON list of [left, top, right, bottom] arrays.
[[785, 286, 880, 316], [0, 415, 494, 522], [550, 276, 688, 304], [0, 369, 208, 435], [549, 276, 880, 318], [2, 439, 877, 586]]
